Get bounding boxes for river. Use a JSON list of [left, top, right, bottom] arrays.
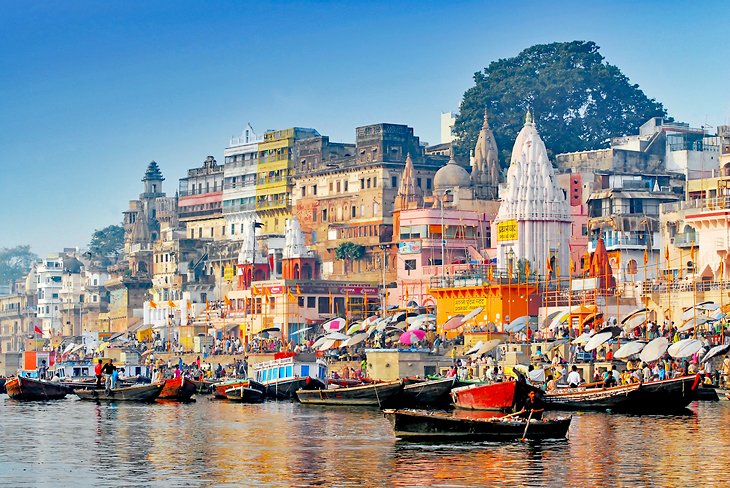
[[1, 395, 729, 487]]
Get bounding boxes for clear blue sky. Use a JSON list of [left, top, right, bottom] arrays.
[[1, 0, 728, 257]]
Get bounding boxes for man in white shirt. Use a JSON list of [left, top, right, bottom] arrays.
[[567, 365, 582, 388]]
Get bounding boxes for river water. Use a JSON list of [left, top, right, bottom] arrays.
[[1, 395, 729, 487]]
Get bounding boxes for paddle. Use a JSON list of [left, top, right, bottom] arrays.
[[520, 410, 533, 442]]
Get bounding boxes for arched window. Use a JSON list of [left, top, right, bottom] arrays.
[[626, 259, 638, 275]]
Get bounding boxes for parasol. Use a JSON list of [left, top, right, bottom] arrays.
[[584, 331, 613, 352], [443, 315, 465, 330], [678, 316, 712, 333], [682, 301, 716, 320], [465, 341, 484, 355], [571, 332, 593, 345], [322, 317, 346, 332], [344, 332, 368, 347], [461, 306, 484, 324], [505, 315, 528, 333], [639, 337, 669, 363], [701, 343, 730, 364], [325, 332, 350, 341], [667, 338, 704, 359], [476, 338, 501, 356], [614, 341, 646, 360], [346, 322, 365, 335], [399, 329, 425, 345]]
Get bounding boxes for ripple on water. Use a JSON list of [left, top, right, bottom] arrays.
[[2, 396, 730, 487]]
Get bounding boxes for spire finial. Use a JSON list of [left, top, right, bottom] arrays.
[[525, 108, 534, 125], [483, 108, 489, 129]]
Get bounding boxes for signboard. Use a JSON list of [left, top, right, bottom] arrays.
[[398, 241, 422, 255], [497, 220, 518, 241], [454, 297, 488, 314], [224, 267, 235, 281]]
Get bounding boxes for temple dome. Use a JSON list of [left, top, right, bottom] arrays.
[[434, 153, 471, 191]]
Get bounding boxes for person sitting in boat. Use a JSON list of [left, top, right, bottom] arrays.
[[515, 390, 545, 420], [545, 374, 557, 392], [37, 360, 48, 380], [567, 365, 582, 388], [603, 367, 617, 388]]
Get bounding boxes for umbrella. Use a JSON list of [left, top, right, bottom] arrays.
[[571, 332, 593, 345], [668, 338, 704, 359], [322, 317, 346, 332], [697, 302, 720, 312], [318, 339, 343, 351], [362, 315, 380, 327], [62, 343, 76, 354], [461, 306, 484, 324], [405, 300, 420, 309], [614, 341, 646, 360], [678, 316, 712, 333], [399, 329, 426, 345], [548, 311, 570, 331], [639, 337, 670, 363], [96, 341, 110, 353], [544, 309, 568, 330], [682, 301, 716, 320], [701, 343, 730, 364], [476, 338, 501, 356], [598, 326, 622, 338], [465, 341, 484, 355], [311, 336, 328, 349], [505, 315, 528, 333], [290, 327, 311, 336], [325, 332, 350, 341], [407, 322, 425, 331], [443, 315, 465, 330], [344, 332, 368, 347], [346, 322, 364, 335], [584, 331, 613, 352], [548, 339, 568, 352]]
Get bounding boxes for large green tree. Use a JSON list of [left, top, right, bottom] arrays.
[[453, 41, 669, 165], [334, 242, 365, 274], [88, 224, 125, 259], [0, 245, 38, 286]]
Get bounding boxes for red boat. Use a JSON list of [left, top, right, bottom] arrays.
[[158, 377, 198, 401], [5, 376, 68, 401], [451, 380, 540, 411]]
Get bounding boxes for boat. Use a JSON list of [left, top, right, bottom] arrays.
[[212, 378, 253, 399], [383, 409, 572, 441], [158, 377, 198, 401], [695, 386, 719, 402], [225, 385, 264, 403], [191, 378, 217, 394], [632, 374, 701, 411], [0, 377, 7, 394], [451, 380, 541, 411], [253, 352, 328, 399], [399, 377, 457, 407], [5, 376, 69, 401], [75, 382, 164, 402], [544, 383, 642, 411], [296, 379, 404, 407]]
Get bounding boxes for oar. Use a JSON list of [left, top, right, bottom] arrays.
[[520, 410, 533, 441]]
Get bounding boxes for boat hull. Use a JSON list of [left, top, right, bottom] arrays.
[[225, 386, 264, 403], [451, 381, 540, 411], [399, 378, 456, 407], [213, 379, 250, 399], [296, 380, 404, 407], [383, 409, 572, 441], [0, 377, 6, 394], [632, 375, 700, 412], [544, 383, 641, 411], [75, 383, 164, 402], [191, 379, 216, 394], [5, 377, 68, 401], [158, 377, 197, 401], [264, 377, 326, 400]]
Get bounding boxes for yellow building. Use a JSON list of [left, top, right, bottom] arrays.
[[256, 128, 319, 235]]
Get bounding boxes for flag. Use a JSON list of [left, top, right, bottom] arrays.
[[263, 287, 270, 304], [149, 300, 157, 309], [664, 245, 670, 262], [205, 299, 210, 311], [287, 290, 297, 302], [488, 265, 493, 282], [251, 285, 259, 296], [643, 248, 649, 267], [186, 299, 191, 309], [295, 284, 301, 296], [34, 325, 43, 335], [525, 261, 530, 278], [546, 257, 553, 274], [168, 299, 176, 308], [508, 264, 513, 281], [224, 295, 232, 307], [404, 287, 409, 300], [690, 244, 695, 262], [720, 260, 725, 279], [569, 258, 575, 274]]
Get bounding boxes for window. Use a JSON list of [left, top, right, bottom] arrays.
[[344, 181, 348, 192], [391, 176, 397, 188], [426, 178, 432, 190], [301, 186, 306, 197], [373, 177, 377, 187], [313, 185, 317, 196], [222, 225, 226, 236], [361, 204, 365, 216], [329, 182, 333, 192], [417, 178, 422, 188], [361, 179, 365, 189], [367, 178, 371, 188], [405, 259, 417, 272], [231, 224, 235, 235], [336, 181, 341, 192], [318, 297, 329, 313], [312, 210, 317, 222], [322, 209, 328, 221], [198, 228, 202, 238], [581, 224, 588, 236], [352, 206, 356, 218]]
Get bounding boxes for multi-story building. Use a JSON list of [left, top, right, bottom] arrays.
[[223, 124, 264, 240], [179, 155, 225, 240], [0, 280, 36, 353], [59, 254, 84, 337], [293, 123, 445, 283], [35, 255, 64, 335]]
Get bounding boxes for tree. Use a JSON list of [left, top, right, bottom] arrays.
[[453, 41, 669, 165], [0, 245, 38, 286], [334, 242, 366, 274], [89, 224, 125, 260]]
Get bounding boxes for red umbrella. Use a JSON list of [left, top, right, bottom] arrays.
[[399, 329, 425, 345], [443, 315, 465, 330]]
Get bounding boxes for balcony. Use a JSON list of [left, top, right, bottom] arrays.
[[662, 196, 730, 214], [673, 232, 698, 248], [222, 203, 257, 214], [587, 236, 654, 252], [256, 199, 290, 211]]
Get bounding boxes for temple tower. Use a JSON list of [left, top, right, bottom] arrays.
[[471, 109, 501, 200]]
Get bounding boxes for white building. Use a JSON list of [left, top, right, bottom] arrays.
[[440, 112, 456, 144], [35, 256, 63, 335], [495, 111, 571, 277], [223, 124, 264, 240]]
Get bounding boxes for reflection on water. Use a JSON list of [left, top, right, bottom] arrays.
[[1, 396, 730, 487]]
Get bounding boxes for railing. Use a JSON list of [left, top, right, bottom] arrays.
[[661, 196, 730, 213], [256, 200, 290, 210], [179, 207, 223, 219], [223, 182, 256, 190], [256, 176, 291, 186], [587, 237, 653, 251], [672, 232, 697, 248], [222, 203, 257, 214], [178, 188, 223, 197]]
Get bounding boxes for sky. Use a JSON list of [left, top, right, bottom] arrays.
[[1, 0, 729, 257]]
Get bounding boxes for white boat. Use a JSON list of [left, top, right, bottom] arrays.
[[251, 352, 328, 399]]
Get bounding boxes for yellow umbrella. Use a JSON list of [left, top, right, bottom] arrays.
[[96, 341, 110, 353]]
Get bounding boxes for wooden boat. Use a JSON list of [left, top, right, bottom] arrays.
[[544, 383, 641, 411], [158, 377, 198, 401], [0, 377, 6, 394], [632, 374, 701, 412], [212, 379, 252, 399], [399, 377, 457, 407], [451, 380, 541, 411], [695, 386, 719, 402], [5, 376, 69, 400], [296, 379, 404, 407], [383, 409, 572, 441], [225, 385, 264, 403], [253, 352, 328, 399], [191, 378, 217, 394], [75, 382, 164, 402]]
